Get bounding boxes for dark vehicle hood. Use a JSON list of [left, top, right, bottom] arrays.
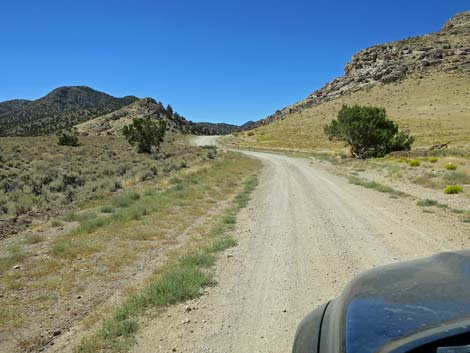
[[322, 251, 470, 353]]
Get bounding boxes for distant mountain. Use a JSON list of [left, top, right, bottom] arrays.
[[0, 99, 31, 115], [0, 86, 138, 136]]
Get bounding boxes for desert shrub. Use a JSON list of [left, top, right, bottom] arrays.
[[444, 163, 458, 171], [112, 191, 141, 208], [443, 185, 464, 194], [429, 157, 439, 163], [63, 173, 84, 188], [324, 105, 414, 158], [57, 131, 79, 147], [100, 205, 115, 214], [12, 194, 35, 216], [122, 118, 166, 153], [416, 199, 438, 207], [408, 159, 420, 167], [247, 131, 255, 136], [0, 194, 8, 214]]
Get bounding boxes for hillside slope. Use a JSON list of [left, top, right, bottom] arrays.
[[0, 99, 31, 115], [225, 72, 470, 151], [76, 98, 195, 135], [227, 12, 470, 151], [0, 86, 138, 136], [76, 97, 241, 136]]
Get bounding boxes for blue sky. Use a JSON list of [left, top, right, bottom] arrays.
[[0, 1, 468, 125]]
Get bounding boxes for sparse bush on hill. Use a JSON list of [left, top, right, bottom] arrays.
[[122, 118, 166, 154], [408, 159, 420, 167], [0, 136, 213, 239], [57, 131, 80, 147], [324, 105, 414, 158]]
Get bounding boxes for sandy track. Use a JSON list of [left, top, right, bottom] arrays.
[[132, 137, 467, 353]]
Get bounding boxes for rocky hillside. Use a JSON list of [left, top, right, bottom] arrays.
[[76, 97, 241, 136], [0, 86, 138, 136], [0, 99, 31, 115], [191, 122, 241, 135], [76, 98, 192, 135], [250, 11, 470, 129]]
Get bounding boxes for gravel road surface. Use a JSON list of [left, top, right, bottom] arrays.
[[132, 136, 466, 353]]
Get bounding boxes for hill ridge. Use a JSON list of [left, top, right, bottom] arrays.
[[249, 11, 470, 129]]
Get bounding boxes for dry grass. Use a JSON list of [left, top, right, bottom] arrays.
[[0, 150, 261, 353], [74, 174, 259, 353], [223, 72, 470, 152]]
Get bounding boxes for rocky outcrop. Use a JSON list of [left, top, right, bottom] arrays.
[[249, 12, 470, 129]]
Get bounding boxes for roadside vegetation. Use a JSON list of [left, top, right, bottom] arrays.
[[0, 149, 261, 353], [0, 135, 210, 239], [76, 174, 259, 353], [348, 176, 407, 198], [335, 151, 469, 217]]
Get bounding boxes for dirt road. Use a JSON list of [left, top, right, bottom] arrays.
[[132, 136, 467, 353]]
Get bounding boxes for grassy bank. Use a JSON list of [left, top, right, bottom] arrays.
[[76, 174, 259, 352]]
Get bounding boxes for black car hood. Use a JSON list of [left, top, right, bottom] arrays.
[[322, 251, 470, 353]]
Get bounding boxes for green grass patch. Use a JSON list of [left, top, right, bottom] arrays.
[[0, 242, 26, 274], [408, 159, 420, 167], [417, 199, 438, 207], [348, 177, 407, 197], [50, 238, 101, 259], [429, 157, 439, 163], [223, 215, 237, 224], [24, 233, 44, 245], [50, 219, 64, 227], [444, 185, 464, 194], [111, 192, 140, 208], [100, 205, 115, 214], [443, 172, 470, 185], [416, 199, 448, 209], [64, 211, 98, 223], [79, 217, 110, 234]]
